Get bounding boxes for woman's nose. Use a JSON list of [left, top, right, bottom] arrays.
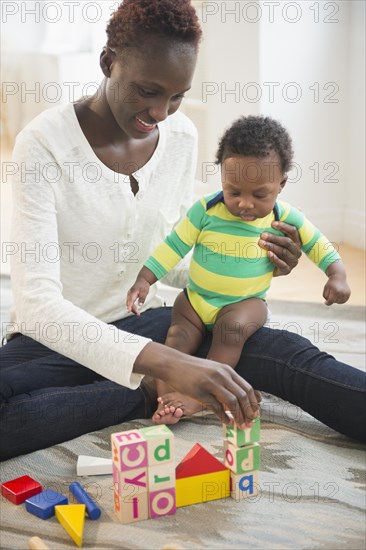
[[148, 100, 170, 123]]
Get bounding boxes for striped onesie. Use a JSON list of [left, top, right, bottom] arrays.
[[145, 191, 341, 329]]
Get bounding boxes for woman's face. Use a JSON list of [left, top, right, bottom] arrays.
[[104, 39, 197, 139]]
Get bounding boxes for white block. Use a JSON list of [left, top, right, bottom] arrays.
[[77, 455, 112, 476]]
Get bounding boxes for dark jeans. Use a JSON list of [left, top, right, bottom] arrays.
[[0, 307, 365, 460]]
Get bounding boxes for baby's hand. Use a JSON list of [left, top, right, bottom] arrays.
[[126, 278, 151, 316], [323, 275, 351, 306]]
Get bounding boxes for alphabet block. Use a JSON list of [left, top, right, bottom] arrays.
[[1, 475, 42, 505], [114, 489, 149, 524], [230, 471, 259, 501], [223, 416, 260, 447], [149, 488, 176, 518], [224, 441, 260, 474], [148, 463, 176, 492], [55, 504, 85, 548], [111, 430, 148, 472], [25, 489, 68, 520], [175, 470, 230, 508], [140, 425, 174, 467], [113, 464, 148, 496]]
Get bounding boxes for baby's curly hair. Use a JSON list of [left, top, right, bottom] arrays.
[[106, 0, 202, 51], [216, 116, 294, 174]]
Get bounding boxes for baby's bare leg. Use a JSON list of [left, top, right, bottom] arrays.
[[208, 298, 267, 367], [206, 298, 267, 419], [153, 291, 206, 424]]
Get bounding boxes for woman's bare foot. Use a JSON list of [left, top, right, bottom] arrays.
[[152, 392, 205, 425]]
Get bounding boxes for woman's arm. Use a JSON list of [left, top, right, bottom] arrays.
[[133, 341, 260, 428]]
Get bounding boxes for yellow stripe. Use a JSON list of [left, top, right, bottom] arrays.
[[187, 289, 221, 326], [197, 231, 267, 259], [298, 219, 317, 247], [307, 235, 339, 265], [189, 258, 272, 297], [208, 202, 275, 228], [175, 216, 201, 246], [152, 241, 182, 271]]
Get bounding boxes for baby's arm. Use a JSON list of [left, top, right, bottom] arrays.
[[126, 267, 158, 316], [323, 261, 351, 305]]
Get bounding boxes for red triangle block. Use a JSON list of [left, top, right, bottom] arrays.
[[176, 443, 227, 479]]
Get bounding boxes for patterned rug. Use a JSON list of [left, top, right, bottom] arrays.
[[0, 298, 365, 549]]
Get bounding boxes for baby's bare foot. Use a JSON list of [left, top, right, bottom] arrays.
[[152, 396, 184, 425]]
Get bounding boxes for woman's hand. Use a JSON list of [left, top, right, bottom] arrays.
[[133, 342, 260, 429], [259, 220, 302, 277]]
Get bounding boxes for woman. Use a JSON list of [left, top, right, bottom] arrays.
[[0, 0, 364, 461]]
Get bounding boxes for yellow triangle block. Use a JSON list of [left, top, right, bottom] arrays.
[[55, 504, 85, 547]]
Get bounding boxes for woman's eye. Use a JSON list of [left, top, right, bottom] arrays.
[[137, 87, 156, 97], [172, 94, 185, 101]]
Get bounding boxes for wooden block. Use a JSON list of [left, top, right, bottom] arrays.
[[114, 489, 149, 523], [149, 488, 176, 518], [114, 465, 148, 496], [176, 443, 227, 479], [76, 455, 112, 476], [176, 469, 230, 507], [148, 463, 176, 492], [111, 429, 148, 472], [224, 441, 260, 474], [230, 471, 259, 501], [223, 416, 260, 447], [69, 482, 101, 520], [139, 425, 174, 467], [25, 489, 68, 520], [55, 504, 85, 547], [1, 475, 42, 505], [28, 536, 50, 550]]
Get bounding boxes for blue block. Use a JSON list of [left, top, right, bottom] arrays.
[[70, 481, 101, 520], [25, 489, 68, 520]]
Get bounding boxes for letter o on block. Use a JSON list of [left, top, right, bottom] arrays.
[[149, 489, 176, 519]]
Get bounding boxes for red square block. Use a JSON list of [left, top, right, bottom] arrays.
[[1, 475, 42, 505]]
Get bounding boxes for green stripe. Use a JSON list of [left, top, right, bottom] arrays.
[[302, 230, 322, 254], [204, 213, 281, 237], [192, 243, 274, 278], [279, 203, 304, 227], [186, 199, 206, 230], [165, 231, 192, 257], [188, 279, 269, 305], [319, 252, 341, 272], [144, 257, 168, 280]]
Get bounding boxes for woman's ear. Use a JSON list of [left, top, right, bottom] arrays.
[[100, 47, 115, 78], [278, 176, 288, 193]]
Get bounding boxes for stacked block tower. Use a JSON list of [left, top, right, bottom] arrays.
[[111, 425, 176, 523], [223, 416, 261, 500]]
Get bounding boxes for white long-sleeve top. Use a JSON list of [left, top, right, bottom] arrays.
[[9, 102, 197, 388]]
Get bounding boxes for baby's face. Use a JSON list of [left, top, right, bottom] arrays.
[[221, 154, 286, 221]]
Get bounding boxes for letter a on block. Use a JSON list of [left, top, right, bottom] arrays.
[[55, 504, 85, 547]]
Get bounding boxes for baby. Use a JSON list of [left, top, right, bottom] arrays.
[[127, 115, 351, 425]]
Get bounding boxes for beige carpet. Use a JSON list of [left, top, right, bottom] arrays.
[[0, 301, 365, 550]]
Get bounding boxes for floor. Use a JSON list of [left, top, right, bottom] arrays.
[[268, 243, 365, 306]]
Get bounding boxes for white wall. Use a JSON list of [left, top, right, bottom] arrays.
[[183, 0, 365, 246], [1, 0, 365, 261], [343, 0, 366, 248], [259, 0, 364, 246]]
